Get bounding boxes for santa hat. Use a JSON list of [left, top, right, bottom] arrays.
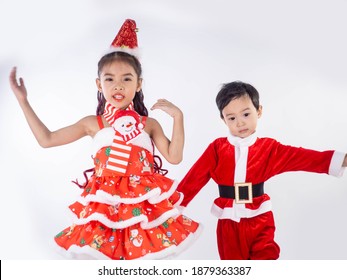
[[105, 19, 140, 58]]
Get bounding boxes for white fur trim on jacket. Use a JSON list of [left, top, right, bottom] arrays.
[[329, 151, 346, 177], [211, 200, 272, 223]]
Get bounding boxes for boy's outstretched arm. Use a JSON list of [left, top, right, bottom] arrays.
[[177, 143, 216, 207]]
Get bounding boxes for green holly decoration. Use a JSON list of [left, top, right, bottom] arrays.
[[132, 208, 141, 216], [80, 238, 86, 245], [99, 225, 105, 231], [85, 187, 91, 193], [55, 231, 64, 238], [105, 147, 111, 156], [162, 221, 169, 229], [145, 186, 151, 192]]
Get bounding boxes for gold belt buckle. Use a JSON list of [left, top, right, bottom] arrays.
[[234, 182, 253, 204]]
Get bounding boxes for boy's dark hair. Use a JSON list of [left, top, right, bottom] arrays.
[[216, 81, 260, 118]]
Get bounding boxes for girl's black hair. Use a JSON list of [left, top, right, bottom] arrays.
[[216, 81, 260, 118]]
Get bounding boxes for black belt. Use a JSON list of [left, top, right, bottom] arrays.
[[218, 182, 264, 203]]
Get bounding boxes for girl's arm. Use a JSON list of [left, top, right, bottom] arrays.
[[9, 67, 97, 148], [147, 99, 184, 164]]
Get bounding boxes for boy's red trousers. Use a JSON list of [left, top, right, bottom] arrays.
[[217, 211, 280, 260]]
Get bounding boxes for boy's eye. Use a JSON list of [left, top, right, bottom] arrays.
[[244, 113, 250, 117], [229, 117, 235, 121], [124, 77, 132, 81], [105, 78, 113, 82]]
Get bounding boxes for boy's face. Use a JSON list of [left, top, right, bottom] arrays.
[[222, 95, 262, 138]]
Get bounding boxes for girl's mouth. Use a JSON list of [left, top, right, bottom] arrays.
[[113, 93, 124, 101]]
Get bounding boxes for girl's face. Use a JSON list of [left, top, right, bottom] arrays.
[[96, 60, 142, 109], [222, 95, 262, 138]]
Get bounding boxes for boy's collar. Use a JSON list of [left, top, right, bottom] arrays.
[[227, 132, 258, 147]]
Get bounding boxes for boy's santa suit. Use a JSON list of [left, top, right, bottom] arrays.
[[177, 132, 345, 259]]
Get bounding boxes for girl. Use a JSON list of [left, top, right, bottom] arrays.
[[9, 19, 201, 260]]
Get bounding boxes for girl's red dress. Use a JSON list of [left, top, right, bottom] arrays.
[[54, 116, 201, 260]]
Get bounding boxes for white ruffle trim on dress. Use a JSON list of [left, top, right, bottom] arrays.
[[70, 208, 180, 229], [79, 180, 179, 205]]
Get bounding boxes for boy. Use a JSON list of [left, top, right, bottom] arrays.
[[177, 81, 347, 260]]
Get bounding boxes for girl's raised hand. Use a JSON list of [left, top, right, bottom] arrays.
[[9, 67, 28, 103], [150, 99, 183, 118]]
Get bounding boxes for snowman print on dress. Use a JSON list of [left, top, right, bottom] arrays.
[[129, 229, 144, 247], [112, 110, 151, 173]]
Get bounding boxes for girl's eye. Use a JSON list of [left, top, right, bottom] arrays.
[[105, 78, 113, 82], [229, 117, 235, 121], [124, 77, 132, 82], [244, 113, 250, 117]]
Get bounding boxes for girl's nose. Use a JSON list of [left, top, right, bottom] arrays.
[[115, 85, 124, 90]]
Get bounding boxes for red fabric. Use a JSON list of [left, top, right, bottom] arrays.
[[96, 115, 104, 129], [110, 19, 138, 49], [217, 211, 280, 260], [87, 145, 173, 196], [55, 215, 197, 260], [178, 137, 334, 208]]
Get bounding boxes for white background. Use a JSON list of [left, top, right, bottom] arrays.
[[0, 0, 346, 260]]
